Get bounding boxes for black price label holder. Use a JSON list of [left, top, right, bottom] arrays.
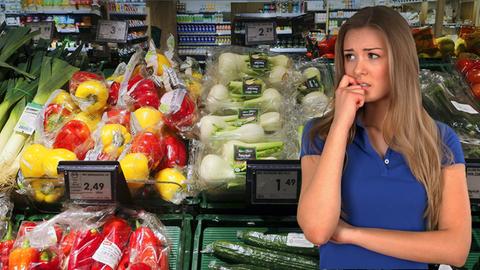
[[245, 21, 276, 45], [246, 160, 301, 205], [96, 20, 128, 43], [467, 159, 480, 205], [59, 161, 132, 206]]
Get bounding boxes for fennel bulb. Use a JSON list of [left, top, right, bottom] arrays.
[[199, 154, 236, 183], [214, 123, 265, 143], [243, 88, 283, 112], [259, 112, 281, 132], [268, 65, 288, 85]]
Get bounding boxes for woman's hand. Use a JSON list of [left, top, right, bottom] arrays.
[[330, 219, 356, 244], [332, 75, 365, 130]]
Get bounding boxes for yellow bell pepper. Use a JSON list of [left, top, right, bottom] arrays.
[[157, 53, 171, 76], [100, 124, 131, 158], [120, 153, 150, 180], [73, 111, 101, 132], [20, 144, 48, 178], [120, 153, 149, 196], [51, 90, 79, 112], [133, 107, 162, 131], [30, 179, 64, 203], [74, 80, 108, 113], [154, 168, 186, 202], [43, 148, 77, 178]]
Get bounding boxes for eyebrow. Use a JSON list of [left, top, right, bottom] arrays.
[[343, 48, 384, 52]]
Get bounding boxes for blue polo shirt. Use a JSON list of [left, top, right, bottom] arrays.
[[300, 117, 465, 269]]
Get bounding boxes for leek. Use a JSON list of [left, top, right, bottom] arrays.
[[0, 98, 25, 153], [0, 57, 79, 190]]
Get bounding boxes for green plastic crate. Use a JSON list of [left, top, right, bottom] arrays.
[[465, 252, 480, 270], [160, 214, 194, 270], [191, 214, 306, 270]]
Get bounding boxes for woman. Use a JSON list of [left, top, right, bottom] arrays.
[[297, 6, 471, 269]]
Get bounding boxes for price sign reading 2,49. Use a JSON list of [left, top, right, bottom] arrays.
[[255, 170, 298, 200], [68, 171, 112, 201], [245, 22, 275, 45]]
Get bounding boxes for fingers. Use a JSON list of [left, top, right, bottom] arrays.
[[338, 75, 359, 89]]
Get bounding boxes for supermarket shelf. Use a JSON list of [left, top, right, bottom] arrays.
[[127, 36, 149, 42], [177, 11, 226, 14], [128, 25, 148, 29], [178, 32, 231, 36], [235, 12, 306, 18], [7, 8, 101, 16], [233, 29, 292, 34], [110, 12, 147, 16], [178, 42, 230, 46], [177, 21, 231, 25], [270, 47, 307, 53], [277, 29, 293, 35]]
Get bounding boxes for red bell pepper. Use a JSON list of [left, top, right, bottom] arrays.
[[472, 84, 480, 100], [59, 229, 77, 258], [158, 135, 187, 170], [108, 82, 120, 106], [91, 217, 131, 270], [127, 75, 144, 90], [130, 132, 165, 170], [466, 67, 480, 85], [162, 94, 196, 131], [53, 120, 94, 160], [16, 221, 37, 239], [129, 78, 161, 110], [118, 226, 169, 270], [0, 222, 14, 270], [31, 249, 60, 270], [106, 107, 131, 129], [130, 263, 152, 270], [67, 228, 103, 270], [43, 104, 72, 134], [456, 58, 480, 74], [70, 71, 104, 95]]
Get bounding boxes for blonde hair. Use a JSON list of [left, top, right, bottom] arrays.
[[310, 6, 450, 230]]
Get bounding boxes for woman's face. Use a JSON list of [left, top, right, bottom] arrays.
[[343, 27, 391, 103]]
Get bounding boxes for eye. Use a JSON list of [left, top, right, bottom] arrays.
[[368, 53, 380, 59], [344, 54, 355, 61]]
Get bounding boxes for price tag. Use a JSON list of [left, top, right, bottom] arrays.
[[14, 102, 42, 135], [247, 160, 301, 205], [256, 170, 298, 199], [68, 171, 112, 201], [245, 22, 276, 45], [96, 20, 128, 43], [26, 22, 53, 41], [60, 161, 132, 205], [467, 166, 480, 200]]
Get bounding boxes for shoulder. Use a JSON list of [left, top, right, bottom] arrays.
[[300, 118, 325, 157], [435, 121, 465, 165]]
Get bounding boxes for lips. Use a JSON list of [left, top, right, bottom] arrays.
[[358, 82, 371, 90]]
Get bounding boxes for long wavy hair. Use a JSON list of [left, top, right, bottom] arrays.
[[310, 6, 451, 230]]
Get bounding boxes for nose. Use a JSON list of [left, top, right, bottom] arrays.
[[353, 58, 367, 77]]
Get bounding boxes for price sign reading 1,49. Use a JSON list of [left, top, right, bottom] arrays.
[[255, 170, 298, 200], [246, 22, 275, 45], [467, 167, 480, 200], [68, 171, 112, 201]]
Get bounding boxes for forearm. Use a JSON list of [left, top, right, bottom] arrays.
[[350, 227, 470, 266], [298, 123, 350, 244]]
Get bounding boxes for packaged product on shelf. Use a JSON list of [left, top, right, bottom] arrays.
[[8, 220, 64, 270], [293, 60, 335, 121], [191, 46, 299, 196], [0, 195, 14, 269], [18, 144, 77, 205], [420, 69, 480, 158], [210, 49, 292, 86], [4, 206, 171, 270], [69, 71, 109, 114]]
